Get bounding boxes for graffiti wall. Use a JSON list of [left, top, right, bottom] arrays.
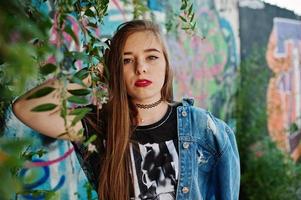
[[4, 109, 95, 199], [266, 18, 301, 161], [169, 0, 239, 120], [239, 2, 301, 161], [3, 0, 240, 199]]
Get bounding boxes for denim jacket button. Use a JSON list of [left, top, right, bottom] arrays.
[[183, 142, 190, 149], [182, 186, 189, 193], [182, 111, 187, 117]]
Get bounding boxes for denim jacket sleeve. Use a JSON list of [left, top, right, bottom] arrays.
[[206, 115, 240, 199], [176, 98, 240, 200]]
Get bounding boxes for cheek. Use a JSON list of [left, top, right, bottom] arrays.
[[123, 66, 131, 79]]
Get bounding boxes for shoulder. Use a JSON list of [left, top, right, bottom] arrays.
[[177, 98, 236, 156]]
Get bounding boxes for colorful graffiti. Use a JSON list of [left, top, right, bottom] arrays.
[[4, 108, 97, 199], [168, 0, 239, 120], [20, 159, 66, 200], [266, 17, 301, 161]]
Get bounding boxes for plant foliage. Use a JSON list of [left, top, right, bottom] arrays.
[[236, 47, 301, 199]]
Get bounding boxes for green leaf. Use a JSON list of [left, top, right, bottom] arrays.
[[71, 52, 89, 62], [91, 72, 100, 82], [70, 76, 86, 86], [87, 22, 97, 28], [59, 13, 68, 24], [40, 63, 57, 75], [179, 15, 187, 22], [76, 128, 84, 138], [71, 115, 84, 126], [26, 87, 55, 100], [67, 96, 88, 104], [84, 8, 95, 17], [68, 89, 90, 96], [190, 13, 195, 23], [22, 148, 48, 160], [192, 22, 196, 30], [69, 107, 92, 115], [188, 4, 193, 16], [0, 138, 32, 155], [180, 1, 187, 10], [60, 99, 67, 118], [18, 190, 57, 199], [64, 26, 79, 46], [289, 123, 299, 133], [70, 107, 92, 126], [37, 149, 48, 157], [74, 67, 89, 79], [83, 134, 97, 146], [31, 103, 57, 112], [55, 50, 64, 63], [91, 47, 100, 56]]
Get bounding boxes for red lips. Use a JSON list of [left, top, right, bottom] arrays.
[[134, 79, 152, 87]]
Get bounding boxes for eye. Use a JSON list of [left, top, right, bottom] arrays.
[[147, 55, 158, 61], [123, 58, 133, 65]]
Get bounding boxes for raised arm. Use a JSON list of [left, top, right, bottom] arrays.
[[12, 78, 87, 141]]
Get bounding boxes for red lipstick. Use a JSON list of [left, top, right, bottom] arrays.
[[135, 79, 152, 87]]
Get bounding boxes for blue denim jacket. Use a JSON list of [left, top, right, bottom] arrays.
[[176, 98, 240, 200]]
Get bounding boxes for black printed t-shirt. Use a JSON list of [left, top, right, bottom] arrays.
[[72, 104, 179, 200]]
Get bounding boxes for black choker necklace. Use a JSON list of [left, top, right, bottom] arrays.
[[136, 98, 162, 109]]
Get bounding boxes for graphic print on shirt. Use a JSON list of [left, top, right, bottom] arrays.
[[130, 140, 179, 200]]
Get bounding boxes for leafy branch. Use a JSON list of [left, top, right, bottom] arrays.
[[165, 0, 198, 36], [22, 0, 110, 141], [178, 0, 197, 32]]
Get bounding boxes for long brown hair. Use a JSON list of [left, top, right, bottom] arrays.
[[98, 20, 173, 200]]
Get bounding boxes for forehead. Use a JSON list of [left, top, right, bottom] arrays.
[[123, 31, 163, 52]]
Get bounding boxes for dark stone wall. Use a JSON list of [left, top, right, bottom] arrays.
[[239, 3, 300, 60]]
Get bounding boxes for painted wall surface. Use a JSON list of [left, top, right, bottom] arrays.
[[3, 0, 240, 199], [266, 18, 301, 161], [169, 0, 239, 121], [4, 109, 94, 200], [239, 1, 301, 160]]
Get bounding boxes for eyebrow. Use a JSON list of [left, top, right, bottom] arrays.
[[123, 48, 161, 55]]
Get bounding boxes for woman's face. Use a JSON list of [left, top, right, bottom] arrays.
[[123, 31, 166, 104]]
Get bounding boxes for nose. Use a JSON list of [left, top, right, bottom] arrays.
[[135, 58, 147, 75]]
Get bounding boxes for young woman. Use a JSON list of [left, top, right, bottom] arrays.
[[13, 20, 240, 200]]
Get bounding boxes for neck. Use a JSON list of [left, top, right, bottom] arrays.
[[135, 100, 168, 126], [136, 98, 162, 109]]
